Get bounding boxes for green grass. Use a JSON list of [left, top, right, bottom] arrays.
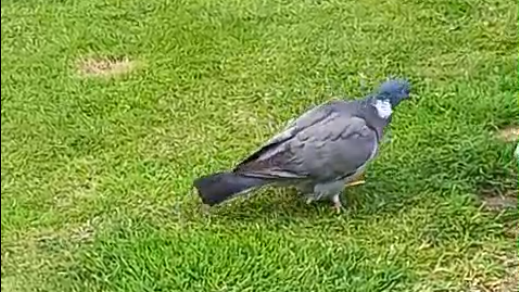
[[1, 0, 518, 291]]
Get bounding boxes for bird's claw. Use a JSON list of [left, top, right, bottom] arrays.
[[345, 179, 365, 188], [332, 201, 342, 214], [331, 195, 343, 214]]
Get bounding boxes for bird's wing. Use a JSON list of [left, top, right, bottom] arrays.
[[234, 101, 378, 181], [233, 100, 341, 176]]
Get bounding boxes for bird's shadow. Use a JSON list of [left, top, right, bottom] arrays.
[[184, 182, 415, 224]]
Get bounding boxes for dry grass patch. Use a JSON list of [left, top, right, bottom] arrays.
[[496, 126, 519, 143], [480, 191, 518, 212], [474, 254, 519, 292], [499, 254, 519, 292], [76, 56, 137, 77], [475, 189, 518, 292]]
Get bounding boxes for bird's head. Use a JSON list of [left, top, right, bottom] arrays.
[[375, 79, 411, 107]]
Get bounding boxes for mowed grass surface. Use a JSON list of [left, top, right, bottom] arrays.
[[1, 0, 518, 291]]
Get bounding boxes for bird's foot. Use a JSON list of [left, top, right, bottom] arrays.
[[345, 179, 365, 188], [331, 195, 343, 214], [304, 193, 317, 205]]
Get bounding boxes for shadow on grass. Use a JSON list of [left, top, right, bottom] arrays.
[[178, 180, 420, 224]]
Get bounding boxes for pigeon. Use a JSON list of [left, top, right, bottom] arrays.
[[193, 79, 411, 212]]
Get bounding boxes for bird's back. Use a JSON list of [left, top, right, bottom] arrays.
[[233, 98, 382, 182]]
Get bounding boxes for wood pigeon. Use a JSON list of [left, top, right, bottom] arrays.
[[193, 79, 411, 212]]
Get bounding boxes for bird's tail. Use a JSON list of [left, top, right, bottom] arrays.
[[193, 172, 269, 206]]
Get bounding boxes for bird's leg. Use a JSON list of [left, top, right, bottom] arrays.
[[331, 194, 342, 214], [345, 172, 366, 188], [305, 194, 315, 204], [297, 183, 316, 204]]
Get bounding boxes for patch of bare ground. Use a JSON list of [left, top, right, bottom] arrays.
[[76, 56, 137, 77], [479, 188, 517, 238], [496, 126, 519, 143], [480, 191, 518, 213], [498, 255, 518, 292], [471, 254, 518, 292], [475, 187, 518, 292]]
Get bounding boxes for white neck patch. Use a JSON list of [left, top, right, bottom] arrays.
[[374, 99, 392, 119]]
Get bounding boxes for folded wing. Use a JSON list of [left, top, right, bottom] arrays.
[[234, 100, 378, 182]]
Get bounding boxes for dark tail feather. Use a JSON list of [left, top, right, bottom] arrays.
[[193, 172, 268, 206]]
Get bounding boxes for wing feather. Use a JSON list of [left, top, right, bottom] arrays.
[[234, 101, 378, 181]]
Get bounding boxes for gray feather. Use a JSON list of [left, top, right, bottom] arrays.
[[234, 99, 383, 183]]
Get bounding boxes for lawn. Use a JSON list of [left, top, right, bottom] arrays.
[[1, 0, 518, 291]]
